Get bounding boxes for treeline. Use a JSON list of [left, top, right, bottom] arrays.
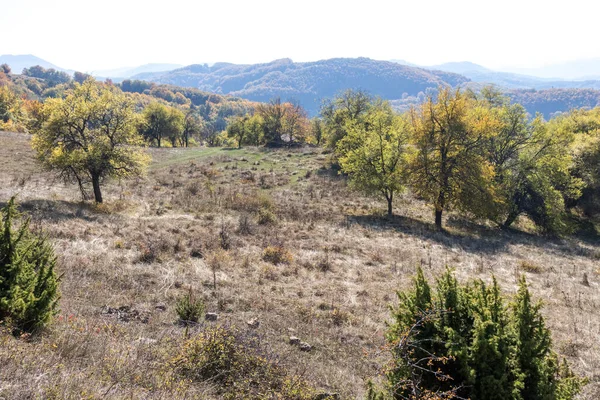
[[317, 88, 600, 233], [0, 65, 255, 146], [226, 98, 310, 147], [2, 67, 599, 233], [506, 88, 600, 119]]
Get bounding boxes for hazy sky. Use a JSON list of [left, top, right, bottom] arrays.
[[1, 0, 599, 71]]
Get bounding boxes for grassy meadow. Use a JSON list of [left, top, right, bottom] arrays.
[[1, 130, 599, 399]]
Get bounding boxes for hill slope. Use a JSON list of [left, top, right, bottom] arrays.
[[133, 57, 470, 114], [0, 132, 598, 398], [0, 54, 64, 74], [506, 88, 600, 117]]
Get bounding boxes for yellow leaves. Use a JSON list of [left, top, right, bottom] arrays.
[[468, 105, 502, 138], [31, 80, 150, 202], [49, 146, 64, 160]]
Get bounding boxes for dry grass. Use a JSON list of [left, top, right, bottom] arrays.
[[1, 131, 599, 399]]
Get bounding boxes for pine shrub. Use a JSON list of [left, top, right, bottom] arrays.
[[0, 197, 59, 334], [175, 290, 204, 325], [378, 267, 586, 400], [257, 207, 277, 225]]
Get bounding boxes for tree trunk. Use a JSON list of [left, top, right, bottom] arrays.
[[386, 192, 393, 216], [157, 137, 161, 148], [502, 211, 519, 229], [435, 209, 443, 230], [91, 173, 103, 203], [185, 131, 189, 147], [435, 191, 445, 230]]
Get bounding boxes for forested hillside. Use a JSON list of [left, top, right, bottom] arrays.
[[506, 88, 600, 118], [133, 57, 469, 114], [0, 64, 256, 140], [134, 57, 600, 118]]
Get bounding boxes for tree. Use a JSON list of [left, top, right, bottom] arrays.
[[558, 108, 600, 219], [337, 101, 411, 215], [0, 197, 59, 333], [511, 276, 587, 400], [409, 87, 496, 229], [245, 114, 264, 146], [166, 107, 185, 147], [257, 98, 286, 146], [22, 65, 71, 87], [73, 71, 93, 84], [227, 115, 249, 148], [32, 78, 149, 203], [477, 92, 583, 232], [1, 63, 11, 74], [282, 101, 309, 144], [201, 119, 224, 146], [309, 117, 324, 146], [0, 86, 19, 123], [140, 102, 184, 147], [321, 89, 372, 150], [182, 107, 203, 147]]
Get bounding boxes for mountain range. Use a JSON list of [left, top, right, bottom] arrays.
[[0, 54, 64, 74], [131, 58, 468, 114], [394, 60, 600, 90], [3, 54, 600, 118]]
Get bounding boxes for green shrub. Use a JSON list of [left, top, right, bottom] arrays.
[[376, 267, 586, 400], [172, 325, 316, 399], [175, 291, 204, 325], [0, 197, 60, 334], [257, 207, 277, 225]]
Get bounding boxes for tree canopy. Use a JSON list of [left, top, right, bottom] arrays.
[[337, 100, 411, 215], [32, 78, 149, 203], [409, 87, 497, 229]]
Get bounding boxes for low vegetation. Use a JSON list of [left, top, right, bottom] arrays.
[[172, 325, 319, 399], [0, 69, 599, 399], [0, 197, 59, 334], [369, 268, 586, 399]]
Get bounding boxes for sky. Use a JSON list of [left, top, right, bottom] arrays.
[[1, 0, 599, 72]]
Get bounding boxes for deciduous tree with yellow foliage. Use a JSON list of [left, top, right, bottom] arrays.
[[409, 87, 497, 229], [32, 78, 149, 203], [338, 100, 411, 215]]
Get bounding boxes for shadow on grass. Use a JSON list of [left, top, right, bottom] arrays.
[[0, 199, 100, 223], [346, 213, 600, 259]]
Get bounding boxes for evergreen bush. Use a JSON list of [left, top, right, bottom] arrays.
[[0, 197, 59, 334], [373, 267, 586, 400]]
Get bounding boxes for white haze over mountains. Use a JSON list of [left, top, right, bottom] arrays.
[[1, 0, 600, 73]]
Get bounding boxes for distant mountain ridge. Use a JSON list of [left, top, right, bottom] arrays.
[[0, 54, 65, 74], [4, 54, 600, 118], [91, 63, 184, 79], [415, 61, 600, 90], [429, 61, 491, 74], [502, 58, 600, 80], [132, 57, 470, 114], [0, 55, 183, 80]]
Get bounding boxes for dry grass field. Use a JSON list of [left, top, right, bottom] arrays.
[[1, 130, 599, 399]]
